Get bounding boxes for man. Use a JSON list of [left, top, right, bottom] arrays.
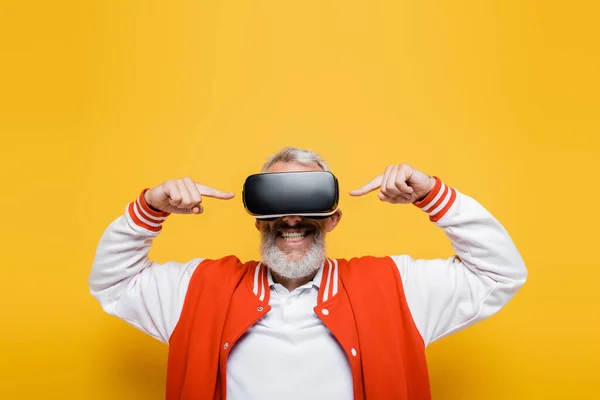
[[89, 146, 527, 400]]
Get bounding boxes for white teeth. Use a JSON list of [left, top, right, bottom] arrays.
[[279, 228, 314, 242], [282, 232, 306, 238]]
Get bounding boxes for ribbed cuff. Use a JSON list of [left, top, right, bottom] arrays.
[[127, 189, 170, 232], [413, 177, 457, 222]]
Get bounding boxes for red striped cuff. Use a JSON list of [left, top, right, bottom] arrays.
[[127, 189, 170, 232], [413, 177, 457, 222]]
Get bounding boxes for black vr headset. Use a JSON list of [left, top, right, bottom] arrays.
[[242, 171, 339, 220]]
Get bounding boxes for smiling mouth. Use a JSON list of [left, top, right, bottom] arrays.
[[277, 229, 315, 242], [275, 220, 318, 242]]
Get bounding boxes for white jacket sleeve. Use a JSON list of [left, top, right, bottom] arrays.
[[391, 177, 527, 347], [88, 190, 202, 343]]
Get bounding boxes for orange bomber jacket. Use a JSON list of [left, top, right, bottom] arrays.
[[166, 255, 431, 400]]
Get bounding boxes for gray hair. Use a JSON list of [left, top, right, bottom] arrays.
[[261, 146, 330, 172]]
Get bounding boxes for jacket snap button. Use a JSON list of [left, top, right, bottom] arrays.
[[223, 343, 229, 350], [351, 348, 357, 357], [257, 306, 264, 312], [322, 308, 329, 315]]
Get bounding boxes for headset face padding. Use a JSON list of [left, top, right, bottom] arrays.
[[242, 171, 339, 220]]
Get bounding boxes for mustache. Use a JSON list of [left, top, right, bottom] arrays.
[[273, 219, 320, 231]]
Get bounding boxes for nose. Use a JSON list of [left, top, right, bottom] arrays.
[[281, 215, 302, 226]]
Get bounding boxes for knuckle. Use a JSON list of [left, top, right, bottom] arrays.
[[170, 190, 182, 201], [190, 187, 202, 201]]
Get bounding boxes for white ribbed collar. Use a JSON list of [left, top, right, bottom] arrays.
[[253, 259, 339, 301]]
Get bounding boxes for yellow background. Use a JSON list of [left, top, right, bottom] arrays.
[[1, 1, 598, 399]]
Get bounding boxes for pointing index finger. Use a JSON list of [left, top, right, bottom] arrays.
[[349, 174, 383, 196], [195, 183, 235, 200]]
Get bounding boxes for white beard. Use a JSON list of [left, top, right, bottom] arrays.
[[260, 229, 326, 280]]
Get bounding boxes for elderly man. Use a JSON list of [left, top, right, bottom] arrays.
[[89, 146, 527, 400]]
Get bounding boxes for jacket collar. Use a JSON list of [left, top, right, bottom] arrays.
[[249, 259, 339, 305], [317, 258, 339, 304]]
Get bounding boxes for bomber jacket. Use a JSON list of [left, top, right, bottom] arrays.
[[89, 177, 527, 399]]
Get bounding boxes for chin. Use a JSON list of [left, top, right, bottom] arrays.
[[275, 245, 303, 257], [284, 250, 308, 262], [260, 228, 327, 280]]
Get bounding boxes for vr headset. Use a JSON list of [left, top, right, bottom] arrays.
[[242, 171, 339, 220]]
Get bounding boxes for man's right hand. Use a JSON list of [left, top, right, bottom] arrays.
[[144, 177, 235, 214]]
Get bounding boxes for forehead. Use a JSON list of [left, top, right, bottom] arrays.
[[265, 161, 323, 173]]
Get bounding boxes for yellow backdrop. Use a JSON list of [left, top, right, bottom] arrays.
[[1, 1, 599, 399]]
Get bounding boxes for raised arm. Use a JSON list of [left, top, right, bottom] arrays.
[[351, 165, 527, 347], [89, 178, 234, 343]]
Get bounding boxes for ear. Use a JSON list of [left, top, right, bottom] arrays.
[[255, 219, 270, 233], [325, 209, 342, 233]]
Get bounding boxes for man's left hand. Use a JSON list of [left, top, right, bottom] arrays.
[[349, 164, 436, 204]]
